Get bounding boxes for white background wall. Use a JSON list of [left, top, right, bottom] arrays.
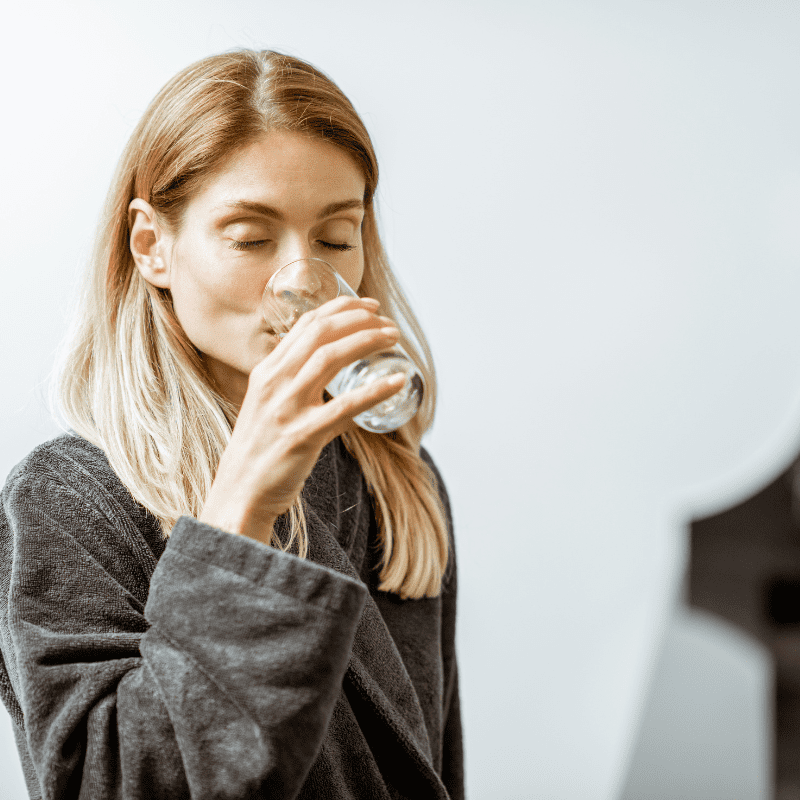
[[2, 1, 800, 798]]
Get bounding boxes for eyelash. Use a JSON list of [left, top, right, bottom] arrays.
[[229, 240, 357, 252], [320, 242, 357, 252]]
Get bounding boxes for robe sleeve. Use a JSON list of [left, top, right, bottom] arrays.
[[0, 465, 366, 800]]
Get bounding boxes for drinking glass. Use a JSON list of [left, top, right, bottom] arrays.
[[261, 258, 424, 433]]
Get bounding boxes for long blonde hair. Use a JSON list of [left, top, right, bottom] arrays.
[[54, 50, 448, 599]]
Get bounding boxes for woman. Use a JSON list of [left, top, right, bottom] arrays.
[[0, 50, 462, 799]]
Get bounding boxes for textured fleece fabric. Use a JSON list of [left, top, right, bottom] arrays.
[[0, 433, 463, 799]]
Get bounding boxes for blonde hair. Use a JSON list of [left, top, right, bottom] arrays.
[[54, 50, 448, 599]]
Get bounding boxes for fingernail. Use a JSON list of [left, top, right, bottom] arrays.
[[381, 327, 400, 336], [361, 297, 380, 306]]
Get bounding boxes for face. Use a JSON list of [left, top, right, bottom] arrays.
[[136, 130, 367, 406]]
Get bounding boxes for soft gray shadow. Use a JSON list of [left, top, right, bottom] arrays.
[[619, 605, 772, 800]]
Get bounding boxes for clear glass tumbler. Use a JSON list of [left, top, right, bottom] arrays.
[[261, 258, 424, 433]]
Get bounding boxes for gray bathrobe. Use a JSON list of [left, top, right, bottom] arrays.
[[0, 433, 463, 799]]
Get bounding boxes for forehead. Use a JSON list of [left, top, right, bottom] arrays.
[[189, 130, 367, 216]]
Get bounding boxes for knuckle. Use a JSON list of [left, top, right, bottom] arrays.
[[279, 423, 307, 452], [310, 314, 334, 338], [354, 308, 374, 325], [269, 403, 293, 428], [308, 345, 336, 372]]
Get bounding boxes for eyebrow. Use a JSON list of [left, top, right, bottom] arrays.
[[218, 198, 364, 221]]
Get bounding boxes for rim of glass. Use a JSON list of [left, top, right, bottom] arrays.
[[264, 257, 342, 294]]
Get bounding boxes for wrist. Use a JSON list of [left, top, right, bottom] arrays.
[[198, 498, 277, 546]]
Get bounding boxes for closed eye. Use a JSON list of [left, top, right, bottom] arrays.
[[229, 240, 356, 252], [319, 241, 357, 252], [229, 240, 268, 251]]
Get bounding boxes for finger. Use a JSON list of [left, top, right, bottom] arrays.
[[291, 325, 401, 397], [268, 307, 399, 377], [245, 321, 399, 420], [286, 299, 393, 347], [292, 306, 395, 347], [262, 295, 381, 351], [315, 371, 408, 440], [290, 295, 379, 328]]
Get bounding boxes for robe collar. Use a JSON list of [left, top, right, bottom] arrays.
[[301, 439, 447, 793]]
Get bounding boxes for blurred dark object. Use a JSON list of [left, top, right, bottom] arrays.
[[766, 579, 800, 626], [689, 457, 800, 799]]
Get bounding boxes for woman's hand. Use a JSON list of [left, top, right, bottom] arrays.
[[198, 296, 403, 544]]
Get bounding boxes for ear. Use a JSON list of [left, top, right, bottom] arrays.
[[129, 198, 172, 289]]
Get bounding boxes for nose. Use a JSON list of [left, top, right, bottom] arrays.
[[286, 259, 324, 298], [276, 234, 314, 274], [266, 257, 340, 323], [263, 238, 318, 306]]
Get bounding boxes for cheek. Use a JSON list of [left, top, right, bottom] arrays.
[[341, 251, 365, 294], [166, 243, 264, 361], [347, 267, 365, 294], [170, 241, 253, 315]]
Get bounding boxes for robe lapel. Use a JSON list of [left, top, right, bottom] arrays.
[[301, 443, 435, 769], [303, 500, 433, 761]]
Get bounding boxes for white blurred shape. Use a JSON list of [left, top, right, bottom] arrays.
[[619, 606, 772, 800]]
